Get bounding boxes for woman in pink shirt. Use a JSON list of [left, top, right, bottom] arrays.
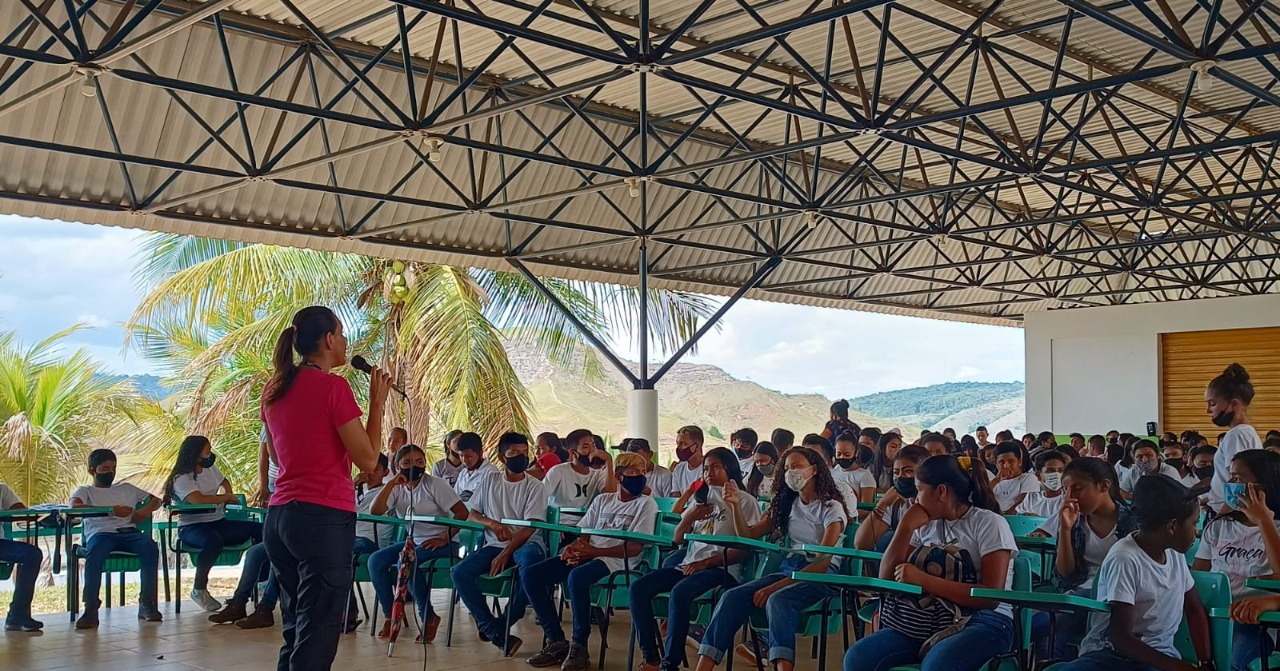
[[261, 306, 390, 671]]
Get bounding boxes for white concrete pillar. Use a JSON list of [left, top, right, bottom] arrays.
[[627, 388, 659, 452]]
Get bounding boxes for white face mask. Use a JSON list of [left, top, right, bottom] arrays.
[[1042, 472, 1063, 491], [785, 469, 811, 493]]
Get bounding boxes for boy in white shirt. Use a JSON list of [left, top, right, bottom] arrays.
[[1017, 450, 1067, 518], [430, 429, 465, 486], [354, 454, 394, 554], [70, 449, 163, 629], [992, 443, 1040, 514], [670, 426, 706, 496], [453, 432, 497, 504], [525, 452, 658, 671], [624, 438, 672, 498], [544, 428, 615, 525]]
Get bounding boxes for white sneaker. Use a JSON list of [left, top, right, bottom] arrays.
[[190, 589, 222, 612]]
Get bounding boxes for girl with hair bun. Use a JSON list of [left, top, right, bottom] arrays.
[[823, 399, 861, 441], [1207, 363, 1265, 513]]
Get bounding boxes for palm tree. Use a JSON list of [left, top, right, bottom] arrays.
[[0, 328, 142, 505], [123, 234, 715, 491]]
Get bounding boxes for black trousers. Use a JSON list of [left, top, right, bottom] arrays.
[[265, 501, 355, 671]]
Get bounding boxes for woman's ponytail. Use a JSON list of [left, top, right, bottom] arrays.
[[918, 454, 1001, 513], [265, 306, 340, 406]]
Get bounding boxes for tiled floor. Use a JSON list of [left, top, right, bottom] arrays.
[[0, 592, 853, 671]]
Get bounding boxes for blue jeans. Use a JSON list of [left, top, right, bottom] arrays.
[[232, 542, 278, 608], [844, 608, 1015, 671], [451, 543, 546, 643], [631, 565, 734, 669], [1031, 608, 1086, 660], [179, 518, 263, 590], [1233, 622, 1276, 671], [368, 542, 457, 620], [1, 539, 42, 619], [81, 531, 159, 608], [524, 557, 610, 645], [1058, 649, 1160, 671], [698, 557, 839, 664]]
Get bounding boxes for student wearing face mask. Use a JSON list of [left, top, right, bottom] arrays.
[[731, 428, 759, 474], [544, 428, 616, 525], [1206, 363, 1265, 514], [1192, 449, 1280, 671], [430, 429, 465, 486], [832, 431, 876, 509], [1119, 440, 1181, 501], [453, 432, 497, 504], [453, 432, 549, 657], [165, 435, 264, 613], [1188, 445, 1217, 496], [671, 426, 707, 497], [625, 438, 672, 497], [368, 443, 468, 643], [70, 448, 164, 629], [856, 446, 928, 552], [525, 453, 658, 671], [746, 442, 779, 498], [1162, 443, 1196, 488], [1016, 450, 1067, 518], [692, 447, 848, 671], [630, 448, 760, 671]]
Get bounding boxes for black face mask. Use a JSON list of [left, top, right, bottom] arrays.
[[834, 458, 856, 470], [620, 474, 647, 496], [199, 454, 217, 469], [1212, 410, 1235, 428], [505, 454, 530, 475], [894, 477, 918, 499], [95, 471, 116, 487], [736, 447, 754, 459], [404, 466, 426, 482], [576, 453, 592, 467], [1166, 458, 1186, 471], [1193, 465, 1215, 480]]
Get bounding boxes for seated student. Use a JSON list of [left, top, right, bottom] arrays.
[[529, 432, 565, 481], [732, 428, 760, 476], [354, 455, 394, 554], [1265, 436, 1280, 457], [1059, 476, 1209, 671], [832, 431, 876, 509], [1017, 450, 1067, 518], [843, 455, 1018, 671], [623, 438, 672, 497], [1188, 445, 1217, 499], [70, 448, 163, 629], [807, 433, 859, 506], [1027, 458, 1133, 660], [525, 452, 659, 670], [0, 480, 42, 632], [430, 430, 464, 487], [1085, 435, 1107, 459], [921, 433, 951, 457], [855, 446, 928, 552], [1105, 443, 1132, 483], [452, 432, 548, 657], [368, 444, 467, 643], [1162, 443, 1197, 488], [165, 435, 264, 612], [746, 442, 779, 498], [671, 426, 707, 497], [1119, 440, 1181, 501], [875, 432, 905, 489], [630, 448, 761, 671], [209, 540, 281, 629], [1192, 450, 1280, 671], [692, 447, 848, 671], [453, 432, 497, 504], [991, 441, 1039, 515], [544, 428, 615, 525]]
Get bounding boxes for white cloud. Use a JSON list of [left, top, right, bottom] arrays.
[[76, 313, 111, 328]]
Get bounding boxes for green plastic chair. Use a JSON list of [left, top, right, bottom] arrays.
[[589, 532, 663, 669], [70, 517, 156, 620], [167, 494, 259, 613], [654, 497, 679, 514]]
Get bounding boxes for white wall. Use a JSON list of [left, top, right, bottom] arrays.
[[1024, 294, 1280, 434]]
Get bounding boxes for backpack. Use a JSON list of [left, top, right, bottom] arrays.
[[879, 542, 978, 654]]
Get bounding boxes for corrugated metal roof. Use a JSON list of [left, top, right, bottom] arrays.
[[1, 0, 1279, 328]]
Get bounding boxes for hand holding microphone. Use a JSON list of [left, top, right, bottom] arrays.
[[351, 354, 406, 400]]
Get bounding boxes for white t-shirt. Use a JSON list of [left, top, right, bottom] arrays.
[[1118, 463, 1182, 493], [383, 477, 462, 545], [739, 457, 756, 479], [993, 473, 1040, 512], [786, 497, 848, 566], [1017, 492, 1065, 519], [1180, 473, 1201, 489], [671, 461, 705, 496], [471, 472, 547, 549], [647, 465, 673, 500], [682, 487, 762, 578], [454, 460, 497, 505], [172, 465, 227, 526], [1196, 517, 1280, 598], [431, 458, 462, 487], [911, 507, 1019, 618], [579, 492, 659, 573], [1211, 425, 1264, 511], [543, 463, 606, 524], [70, 484, 151, 539], [832, 467, 875, 501], [355, 485, 397, 548], [0, 482, 21, 510], [1080, 535, 1193, 658], [259, 426, 279, 491], [1036, 513, 1122, 591]]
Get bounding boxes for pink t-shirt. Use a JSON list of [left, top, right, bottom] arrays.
[[263, 366, 362, 512]]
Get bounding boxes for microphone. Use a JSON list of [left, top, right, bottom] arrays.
[[350, 355, 407, 399]]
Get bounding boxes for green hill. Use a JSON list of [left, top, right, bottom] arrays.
[[848, 382, 1026, 433]]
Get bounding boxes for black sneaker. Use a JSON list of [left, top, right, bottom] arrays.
[[4, 615, 43, 632], [527, 640, 570, 667], [561, 642, 590, 671]]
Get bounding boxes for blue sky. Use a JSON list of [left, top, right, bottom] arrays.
[[0, 214, 1026, 396]]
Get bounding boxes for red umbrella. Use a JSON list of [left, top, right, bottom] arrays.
[[386, 534, 416, 656]]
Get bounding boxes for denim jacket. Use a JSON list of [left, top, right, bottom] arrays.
[[1053, 504, 1136, 592]]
